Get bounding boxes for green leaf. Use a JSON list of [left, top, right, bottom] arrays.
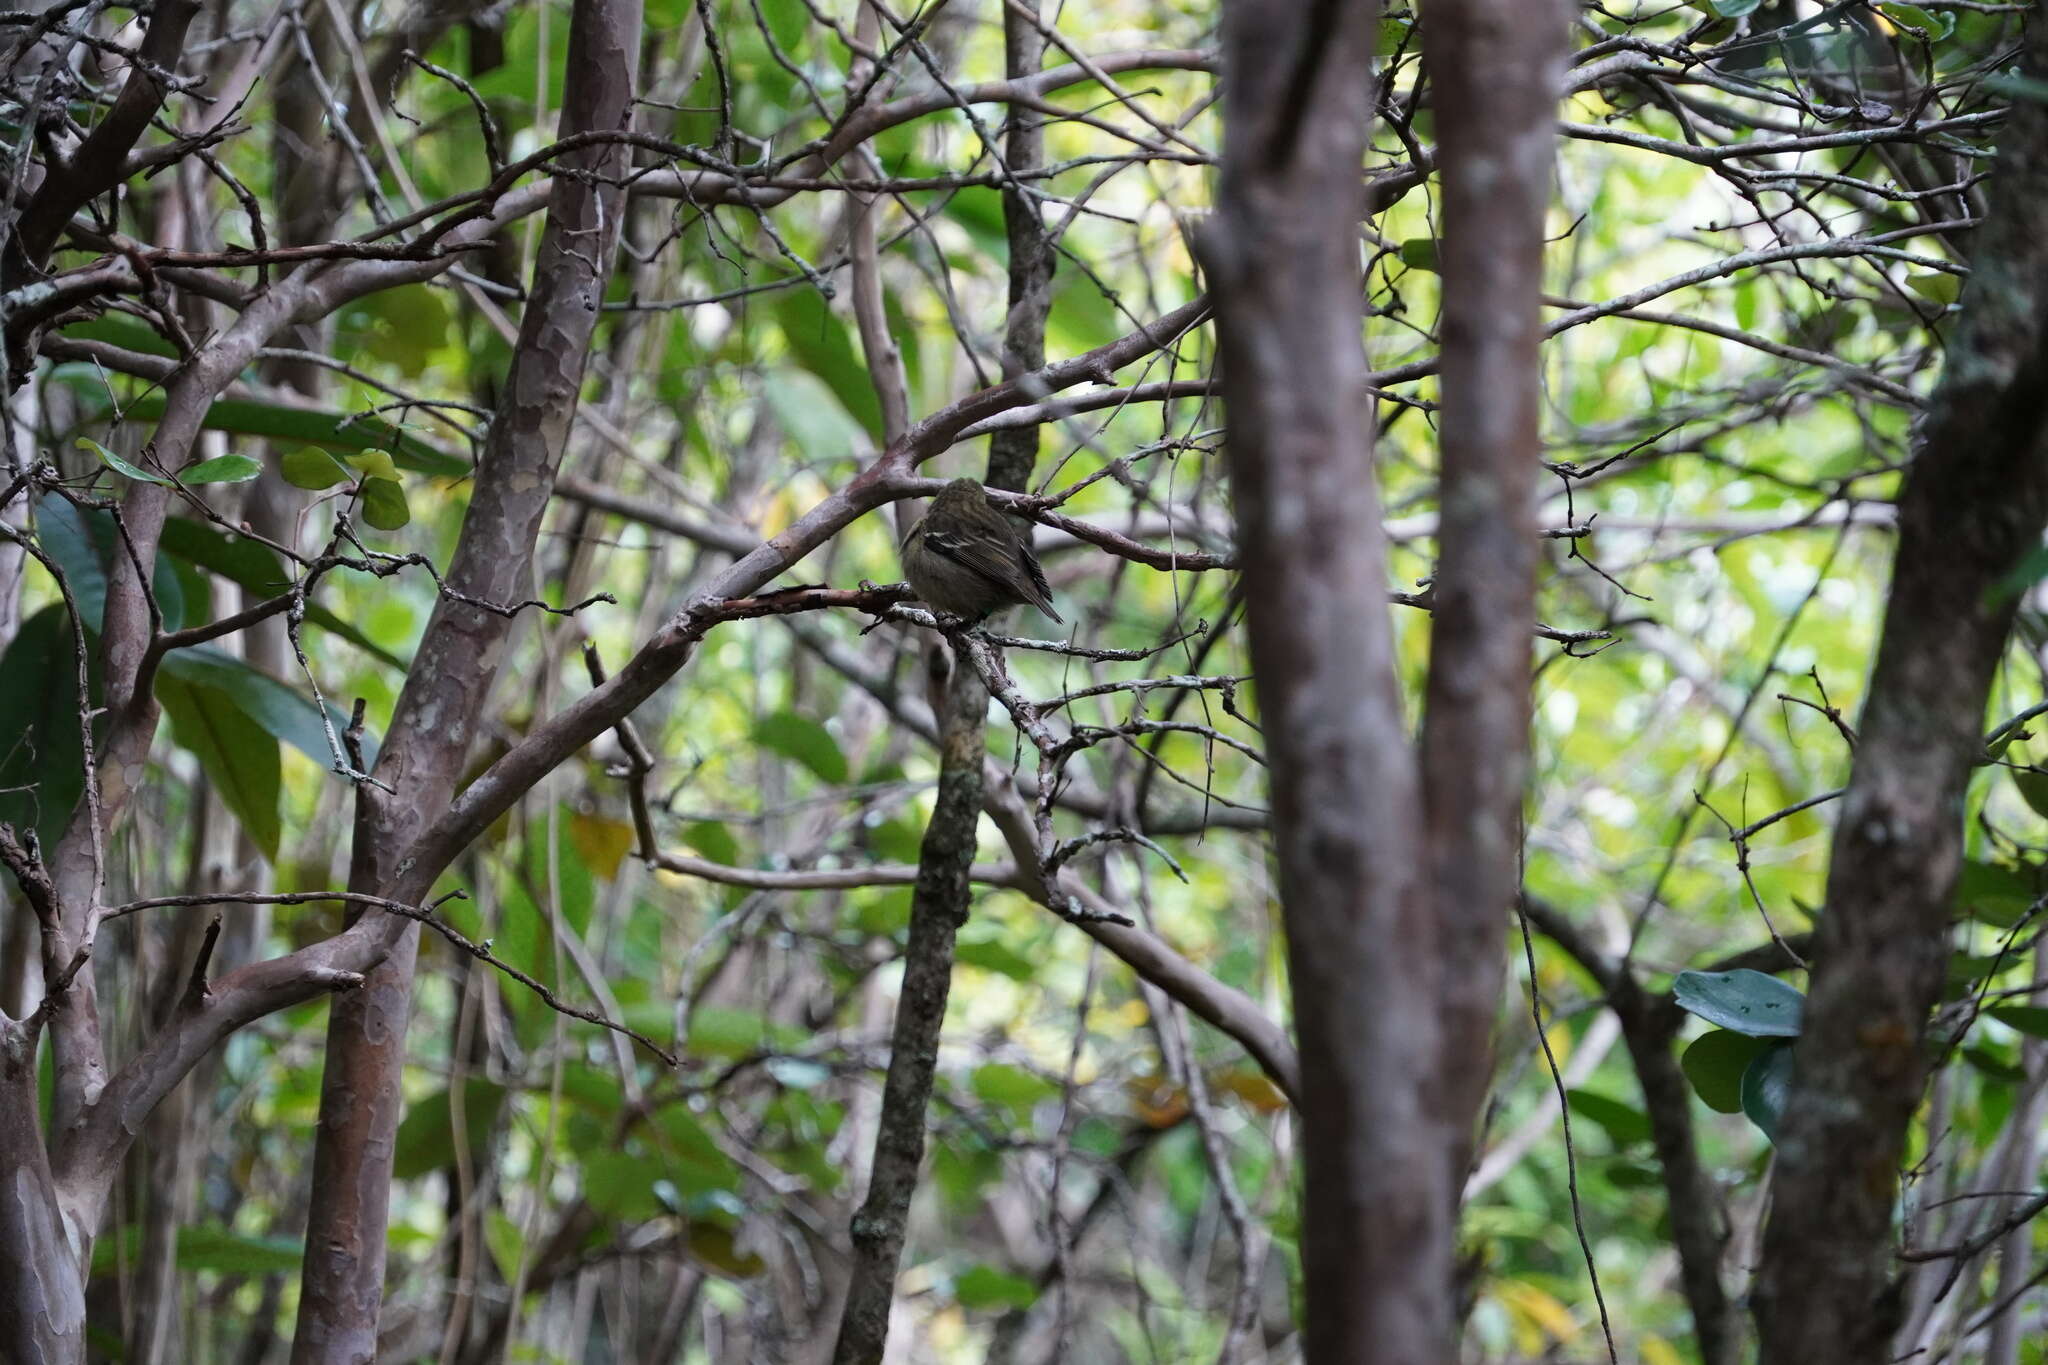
[[682, 820, 740, 866], [181, 453, 262, 485], [1965, 1042, 2026, 1083], [1672, 968, 1805, 1037], [686, 1223, 768, 1279], [484, 1210, 524, 1285], [1955, 857, 2038, 927], [89, 395, 467, 477], [345, 449, 400, 481], [1681, 1028, 1774, 1113], [2014, 770, 2048, 824], [1904, 272, 1961, 306], [752, 710, 847, 784], [156, 517, 405, 670], [1992, 544, 2048, 604], [763, 371, 869, 462], [1709, 0, 1764, 15], [91, 1224, 304, 1276], [1739, 1041, 1796, 1141], [1564, 1088, 1653, 1148], [357, 475, 411, 530], [156, 674, 283, 860], [583, 1150, 669, 1220], [158, 646, 372, 766], [773, 288, 884, 441], [1603, 1158, 1665, 1190], [281, 446, 352, 489], [0, 606, 95, 847], [32, 496, 187, 632], [392, 1079, 507, 1180], [1875, 3, 1955, 40], [1989, 1005, 2048, 1038], [970, 1062, 1057, 1113], [79, 436, 168, 484], [1397, 237, 1438, 271], [955, 1264, 1039, 1311], [59, 312, 180, 358], [688, 1006, 802, 1058], [955, 937, 1038, 982]]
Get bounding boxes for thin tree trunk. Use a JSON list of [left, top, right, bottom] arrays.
[[1755, 14, 2048, 1360], [287, 2, 644, 1358], [1417, 0, 1571, 1188]]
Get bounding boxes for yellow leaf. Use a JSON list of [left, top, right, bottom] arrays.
[[569, 813, 636, 880], [1643, 1335, 1686, 1365], [1495, 1279, 1579, 1353]]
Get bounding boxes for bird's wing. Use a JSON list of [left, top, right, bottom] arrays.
[[920, 520, 1065, 625], [1012, 538, 1063, 624]]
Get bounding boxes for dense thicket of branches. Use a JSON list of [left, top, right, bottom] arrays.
[[2, 1, 2048, 1362]]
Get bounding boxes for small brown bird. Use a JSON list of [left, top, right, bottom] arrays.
[[900, 477, 1063, 625]]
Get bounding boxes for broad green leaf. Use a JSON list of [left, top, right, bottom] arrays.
[[687, 1223, 767, 1279], [1398, 237, 1438, 271], [281, 446, 352, 489], [682, 820, 740, 866], [156, 673, 283, 860], [484, 1211, 524, 1285], [58, 312, 180, 358], [1904, 272, 1961, 306], [181, 454, 262, 485], [1709, 0, 1764, 15], [345, 449, 400, 481], [32, 496, 186, 632], [1604, 1158, 1665, 1190], [752, 710, 847, 783], [1672, 968, 1805, 1037], [91, 1224, 304, 1276], [1988, 1005, 2048, 1038], [358, 475, 411, 530], [0, 605, 95, 847], [89, 395, 466, 477], [1954, 857, 2037, 927], [158, 645, 372, 766], [1739, 1041, 1796, 1140], [583, 1150, 669, 1220], [955, 938, 1038, 982], [156, 517, 404, 669], [1564, 1088, 1653, 1148], [79, 436, 168, 484], [392, 1079, 507, 1179], [955, 1264, 1038, 1311], [763, 371, 869, 463], [2014, 770, 2048, 823], [359, 284, 453, 376], [1681, 1028, 1774, 1113], [970, 1062, 1057, 1113], [1965, 1042, 2026, 1084], [1875, 3, 1955, 39], [774, 288, 884, 441]]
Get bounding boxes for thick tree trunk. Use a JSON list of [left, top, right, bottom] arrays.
[[1206, 2, 1455, 1358], [0, 1019, 84, 1365], [1754, 14, 2048, 1361]]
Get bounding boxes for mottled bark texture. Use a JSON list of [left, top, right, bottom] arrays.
[[288, 1, 644, 1359], [830, 10, 1051, 1352], [1753, 15, 2048, 1361], [1419, 0, 1572, 1190], [1207, 0, 1567, 1358], [1207, 0, 1451, 1357], [830, 668, 988, 1365]]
